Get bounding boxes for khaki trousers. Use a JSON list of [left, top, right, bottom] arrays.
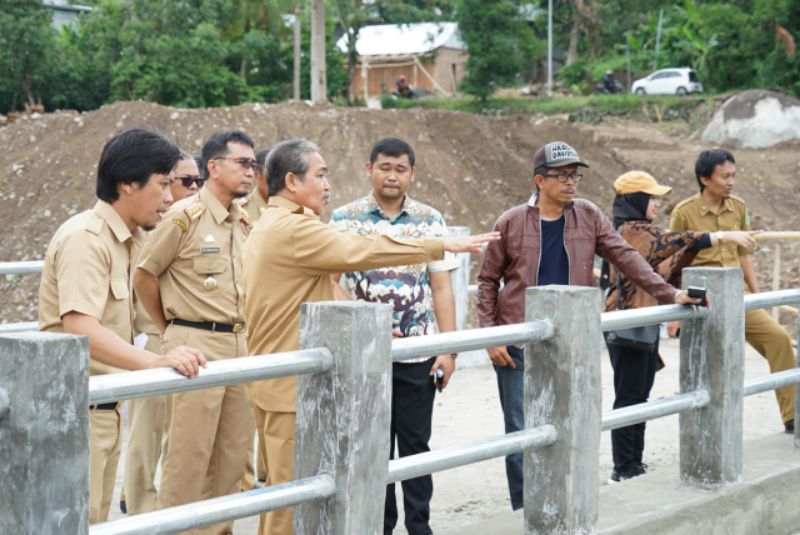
[[157, 325, 254, 535], [745, 308, 797, 423], [124, 334, 168, 514], [258, 411, 296, 535], [89, 407, 122, 523]]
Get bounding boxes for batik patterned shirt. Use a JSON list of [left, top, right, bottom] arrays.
[[330, 193, 454, 362]]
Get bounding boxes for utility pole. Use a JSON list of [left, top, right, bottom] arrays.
[[293, 4, 302, 100], [547, 0, 553, 97], [310, 0, 327, 103], [653, 7, 664, 71]]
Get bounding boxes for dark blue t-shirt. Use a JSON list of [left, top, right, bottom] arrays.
[[537, 216, 569, 286]]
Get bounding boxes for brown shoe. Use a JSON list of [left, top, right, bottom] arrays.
[[785, 419, 795, 434]]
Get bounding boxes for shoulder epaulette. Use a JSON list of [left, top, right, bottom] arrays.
[[238, 206, 252, 226], [728, 194, 747, 206], [673, 196, 696, 211], [85, 214, 104, 236], [184, 201, 206, 221]]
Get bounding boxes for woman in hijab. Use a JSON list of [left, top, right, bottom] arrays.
[[602, 170, 758, 483]]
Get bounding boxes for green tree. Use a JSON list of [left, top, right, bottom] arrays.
[[457, 0, 538, 101], [0, 0, 59, 111]]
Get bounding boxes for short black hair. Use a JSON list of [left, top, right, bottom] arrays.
[[255, 148, 271, 172], [369, 137, 415, 167], [200, 131, 255, 178], [694, 149, 735, 191], [193, 155, 204, 178], [266, 139, 320, 195], [96, 128, 180, 203]]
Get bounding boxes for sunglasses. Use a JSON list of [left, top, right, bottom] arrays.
[[215, 156, 260, 171], [176, 175, 206, 188]]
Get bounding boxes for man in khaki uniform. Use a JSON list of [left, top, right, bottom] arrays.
[[122, 154, 205, 515], [135, 131, 256, 535], [243, 138, 499, 535], [241, 148, 270, 224], [670, 148, 796, 432], [38, 128, 205, 523], [238, 147, 270, 489]]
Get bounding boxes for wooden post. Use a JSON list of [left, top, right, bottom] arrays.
[[773, 243, 781, 319]]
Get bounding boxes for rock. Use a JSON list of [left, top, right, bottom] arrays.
[[702, 90, 800, 149]]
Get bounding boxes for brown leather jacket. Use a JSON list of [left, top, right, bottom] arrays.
[[477, 197, 679, 327]]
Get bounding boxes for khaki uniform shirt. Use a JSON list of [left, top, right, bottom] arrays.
[[669, 192, 753, 268], [137, 187, 250, 326], [39, 200, 142, 376], [243, 196, 444, 412], [241, 189, 268, 223], [132, 237, 158, 336]]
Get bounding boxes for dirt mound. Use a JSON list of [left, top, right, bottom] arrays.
[[1, 101, 799, 323]]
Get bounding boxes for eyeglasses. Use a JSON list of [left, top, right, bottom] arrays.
[[545, 172, 583, 183], [176, 175, 205, 188], [215, 156, 259, 171]]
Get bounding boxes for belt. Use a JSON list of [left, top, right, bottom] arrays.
[[90, 402, 119, 411], [171, 318, 245, 334]]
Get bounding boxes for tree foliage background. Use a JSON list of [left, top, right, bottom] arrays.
[[1, 0, 799, 113]]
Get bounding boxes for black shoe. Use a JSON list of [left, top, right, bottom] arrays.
[[785, 419, 795, 434], [608, 463, 647, 484], [119, 499, 127, 514]]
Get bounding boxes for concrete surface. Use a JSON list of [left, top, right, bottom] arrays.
[[456, 432, 800, 535]]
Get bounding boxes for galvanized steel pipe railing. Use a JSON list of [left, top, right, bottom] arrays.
[[601, 304, 709, 332], [90, 474, 336, 535], [743, 288, 800, 311], [0, 260, 44, 275], [601, 389, 711, 432], [743, 368, 800, 397], [89, 348, 333, 405], [387, 425, 558, 484], [0, 321, 38, 334], [390, 320, 554, 363]]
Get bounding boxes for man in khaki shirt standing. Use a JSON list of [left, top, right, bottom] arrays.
[[135, 131, 256, 534], [243, 138, 499, 535], [38, 128, 205, 523], [670, 148, 796, 433], [241, 147, 270, 224], [122, 153, 205, 515]]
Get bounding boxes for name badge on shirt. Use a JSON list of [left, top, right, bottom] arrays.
[[201, 247, 220, 254]]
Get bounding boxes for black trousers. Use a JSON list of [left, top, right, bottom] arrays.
[[384, 357, 437, 535], [605, 338, 661, 474]]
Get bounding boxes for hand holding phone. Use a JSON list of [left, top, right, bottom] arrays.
[[433, 368, 445, 392], [687, 286, 707, 307]]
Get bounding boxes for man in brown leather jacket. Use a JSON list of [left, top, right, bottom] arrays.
[[476, 141, 700, 510]]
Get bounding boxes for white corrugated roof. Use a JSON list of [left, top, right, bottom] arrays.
[[336, 22, 464, 57]]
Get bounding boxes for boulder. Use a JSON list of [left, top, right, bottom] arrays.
[[702, 90, 800, 149]]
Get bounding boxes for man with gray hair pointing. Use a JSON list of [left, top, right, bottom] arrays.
[[243, 138, 499, 535]]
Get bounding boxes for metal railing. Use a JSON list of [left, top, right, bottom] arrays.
[[2, 267, 800, 534]]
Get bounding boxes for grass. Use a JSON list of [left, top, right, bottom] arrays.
[[382, 93, 715, 121]]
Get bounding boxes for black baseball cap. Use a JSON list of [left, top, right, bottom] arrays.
[[533, 141, 589, 169]]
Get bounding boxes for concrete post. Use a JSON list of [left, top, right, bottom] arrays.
[[446, 226, 471, 332], [294, 301, 393, 533], [0, 332, 89, 534], [524, 285, 602, 534], [679, 267, 744, 487]]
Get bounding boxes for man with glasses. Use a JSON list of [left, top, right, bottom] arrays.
[[121, 153, 204, 515], [134, 131, 256, 533], [477, 141, 701, 508]]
